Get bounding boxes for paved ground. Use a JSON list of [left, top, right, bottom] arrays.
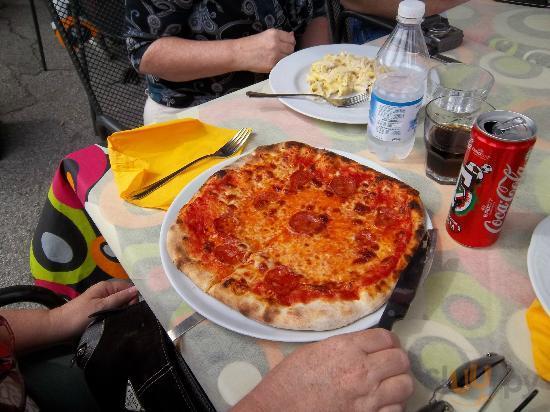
[[0, 0, 97, 287]]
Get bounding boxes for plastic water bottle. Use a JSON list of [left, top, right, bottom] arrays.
[[367, 0, 430, 161]]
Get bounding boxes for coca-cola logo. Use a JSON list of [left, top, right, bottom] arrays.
[[483, 164, 524, 234]]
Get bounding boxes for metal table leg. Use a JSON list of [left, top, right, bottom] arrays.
[[29, 0, 47, 71]]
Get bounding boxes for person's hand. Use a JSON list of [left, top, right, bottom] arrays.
[[50, 281, 139, 339], [233, 329, 413, 412], [235, 28, 296, 73]]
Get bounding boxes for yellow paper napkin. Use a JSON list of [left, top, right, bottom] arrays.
[[108, 118, 244, 210], [526, 299, 550, 381]]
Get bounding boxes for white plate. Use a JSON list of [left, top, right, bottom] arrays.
[[527, 216, 550, 316], [269, 44, 379, 124], [160, 149, 432, 342]]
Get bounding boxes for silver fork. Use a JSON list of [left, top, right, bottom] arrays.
[[130, 127, 253, 200], [246, 90, 369, 107]]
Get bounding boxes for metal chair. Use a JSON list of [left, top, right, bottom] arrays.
[[45, 0, 147, 139], [0, 284, 69, 308], [325, 0, 395, 43]]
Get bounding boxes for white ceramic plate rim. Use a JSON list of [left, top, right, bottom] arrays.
[[527, 216, 550, 316], [269, 44, 379, 124], [160, 148, 432, 342]]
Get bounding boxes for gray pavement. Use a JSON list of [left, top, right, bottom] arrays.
[[1, 0, 97, 287]]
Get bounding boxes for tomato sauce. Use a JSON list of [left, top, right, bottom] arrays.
[[253, 265, 361, 306]]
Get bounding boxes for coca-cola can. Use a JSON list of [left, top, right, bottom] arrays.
[[446, 110, 537, 247]]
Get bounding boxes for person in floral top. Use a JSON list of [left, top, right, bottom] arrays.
[[125, 0, 330, 123]]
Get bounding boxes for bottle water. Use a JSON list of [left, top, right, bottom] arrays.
[[367, 0, 430, 161]]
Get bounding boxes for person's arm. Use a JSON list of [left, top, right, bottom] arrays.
[[138, 29, 296, 82], [341, 0, 470, 19], [298, 16, 331, 49], [125, 0, 296, 82], [2, 281, 138, 354], [233, 329, 413, 412]]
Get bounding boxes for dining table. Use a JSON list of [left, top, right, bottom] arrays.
[[30, 0, 550, 410]]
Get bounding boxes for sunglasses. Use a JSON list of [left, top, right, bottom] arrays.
[[417, 352, 512, 412]]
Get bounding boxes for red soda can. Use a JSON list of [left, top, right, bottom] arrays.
[[446, 110, 537, 247]]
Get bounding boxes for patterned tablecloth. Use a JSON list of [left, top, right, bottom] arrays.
[[30, 0, 550, 410]]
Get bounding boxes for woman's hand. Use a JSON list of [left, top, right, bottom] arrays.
[[2, 281, 139, 353], [51, 281, 139, 339]]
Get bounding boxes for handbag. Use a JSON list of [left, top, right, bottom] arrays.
[[74, 301, 215, 412]]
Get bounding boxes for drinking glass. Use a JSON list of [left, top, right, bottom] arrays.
[[426, 63, 494, 113], [424, 96, 495, 185]]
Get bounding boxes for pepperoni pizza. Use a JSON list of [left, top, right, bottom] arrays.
[[167, 142, 425, 331]]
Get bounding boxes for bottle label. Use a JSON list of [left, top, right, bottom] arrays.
[[368, 92, 422, 142]]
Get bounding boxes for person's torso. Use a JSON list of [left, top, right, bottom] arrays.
[[139, 0, 319, 107]]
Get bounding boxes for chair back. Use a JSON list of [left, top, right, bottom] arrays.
[[326, 0, 344, 43], [325, 0, 395, 43], [46, 0, 146, 138]]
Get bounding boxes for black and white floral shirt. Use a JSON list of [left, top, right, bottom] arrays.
[[125, 0, 325, 108]]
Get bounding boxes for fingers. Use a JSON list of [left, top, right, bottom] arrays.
[[373, 374, 414, 409], [243, 29, 295, 72], [365, 348, 411, 384], [85, 280, 134, 298], [100, 285, 139, 310], [278, 30, 296, 46], [106, 280, 136, 294], [272, 30, 295, 58], [356, 374, 413, 411], [350, 328, 402, 355], [378, 404, 405, 412], [280, 41, 295, 56]]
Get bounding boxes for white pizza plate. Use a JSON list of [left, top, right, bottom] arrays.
[[160, 149, 432, 342], [269, 44, 379, 124], [527, 216, 550, 316]]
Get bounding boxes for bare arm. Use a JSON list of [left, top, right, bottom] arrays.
[[298, 16, 331, 49], [138, 29, 296, 82], [341, 0, 470, 19], [2, 281, 138, 354]]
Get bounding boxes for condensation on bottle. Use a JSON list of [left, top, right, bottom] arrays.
[[367, 0, 430, 161]]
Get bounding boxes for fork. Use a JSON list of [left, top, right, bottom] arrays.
[[130, 127, 252, 200], [246, 91, 369, 107]]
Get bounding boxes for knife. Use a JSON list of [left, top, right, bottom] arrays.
[[167, 312, 206, 342], [378, 229, 437, 330]]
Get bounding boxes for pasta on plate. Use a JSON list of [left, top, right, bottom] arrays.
[[307, 52, 376, 98]]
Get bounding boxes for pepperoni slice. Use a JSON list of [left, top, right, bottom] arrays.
[[254, 194, 270, 209], [289, 170, 312, 192], [353, 248, 377, 264], [213, 214, 239, 234], [213, 243, 245, 264], [329, 175, 357, 197], [289, 211, 327, 235], [354, 202, 370, 214], [375, 208, 399, 228]]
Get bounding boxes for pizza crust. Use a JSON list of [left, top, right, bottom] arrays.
[[166, 222, 217, 291], [209, 281, 390, 331]]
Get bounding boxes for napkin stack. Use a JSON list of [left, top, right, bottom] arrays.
[[108, 118, 245, 210], [527, 299, 550, 381]]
